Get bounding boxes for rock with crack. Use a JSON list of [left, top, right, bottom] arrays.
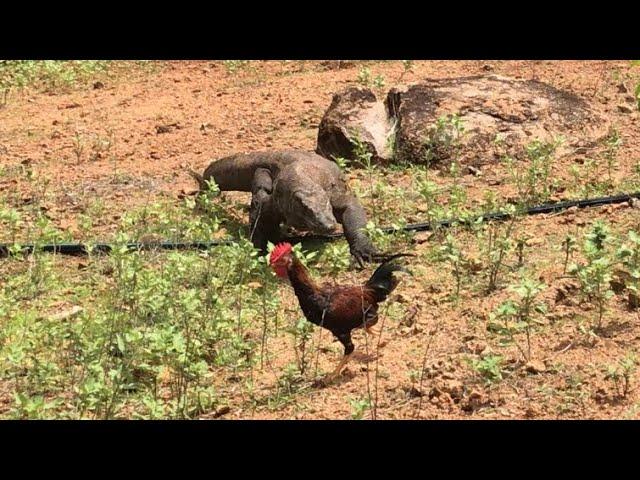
[[316, 87, 395, 164], [316, 75, 611, 168]]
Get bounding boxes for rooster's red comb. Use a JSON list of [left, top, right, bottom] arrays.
[[269, 242, 293, 265]]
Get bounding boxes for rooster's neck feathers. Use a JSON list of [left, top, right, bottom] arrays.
[[286, 256, 318, 293]]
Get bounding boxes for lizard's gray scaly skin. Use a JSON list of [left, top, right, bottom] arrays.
[[190, 150, 379, 265]]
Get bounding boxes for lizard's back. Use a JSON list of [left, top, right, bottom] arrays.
[[203, 150, 333, 192]]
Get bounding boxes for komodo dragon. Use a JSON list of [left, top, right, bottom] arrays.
[[188, 149, 381, 265]]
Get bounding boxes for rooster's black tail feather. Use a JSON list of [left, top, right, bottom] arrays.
[[365, 253, 412, 302]]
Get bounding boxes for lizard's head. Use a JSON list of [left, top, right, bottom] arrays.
[[289, 189, 338, 234]]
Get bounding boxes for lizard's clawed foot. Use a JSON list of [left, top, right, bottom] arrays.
[[351, 245, 381, 268]]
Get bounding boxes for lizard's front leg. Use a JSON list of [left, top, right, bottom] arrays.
[[249, 168, 281, 252], [333, 195, 380, 267]]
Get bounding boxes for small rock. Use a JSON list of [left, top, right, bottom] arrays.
[[467, 165, 482, 176], [617, 104, 633, 114], [629, 291, 640, 310], [610, 277, 627, 294], [60, 102, 81, 109], [211, 406, 231, 418], [407, 386, 423, 398], [525, 360, 546, 374], [400, 305, 419, 326], [617, 83, 628, 94], [442, 379, 464, 400], [464, 257, 483, 273], [594, 388, 608, 404], [525, 237, 544, 247], [412, 232, 433, 245], [524, 406, 541, 418], [395, 293, 411, 303], [480, 346, 494, 356], [93, 81, 105, 89], [461, 389, 487, 412], [482, 64, 493, 71], [467, 340, 488, 355], [155, 123, 180, 134], [555, 283, 579, 306], [48, 306, 84, 322]]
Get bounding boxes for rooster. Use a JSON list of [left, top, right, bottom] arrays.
[[269, 242, 411, 383]]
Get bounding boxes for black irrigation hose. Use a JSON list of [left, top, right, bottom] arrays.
[[2, 191, 640, 258]]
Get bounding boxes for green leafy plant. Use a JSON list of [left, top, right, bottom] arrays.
[[398, 60, 414, 81], [503, 137, 563, 206], [562, 234, 577, 274], [319, 242, 351, 273], [372, 74, 385, 90], [604, 354, 637, 399], [356, 67, 372, 87], [569, 221, 615, 330], [477, 205, 519, 293], [423, 114, 465, 167], [11, 393, 62, 419], [349, 397, 371, 419], [488, 276, 547, 361], [0, 60, 151, 103], [616, 230, 640, 309], [286, 317, 316, 375], [603, 129, 622, 187], [223, 60, 249, 74], [440, 233, 465, 299], [470, 354, 504, 384], [332, 156, 351, 171]]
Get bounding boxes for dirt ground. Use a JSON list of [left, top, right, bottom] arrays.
[[2, 60, 640, 419]]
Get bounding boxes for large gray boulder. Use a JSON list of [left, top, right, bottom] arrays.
[[316, 87, 395, 164], [316, 75, 611, 167]]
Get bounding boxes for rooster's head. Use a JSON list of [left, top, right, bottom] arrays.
[[269, 242, 294, 278]]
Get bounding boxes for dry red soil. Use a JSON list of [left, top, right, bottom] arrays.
[[2, 60, 640, 419]]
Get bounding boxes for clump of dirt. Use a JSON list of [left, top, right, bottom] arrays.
[[317, 74, 612, 167]]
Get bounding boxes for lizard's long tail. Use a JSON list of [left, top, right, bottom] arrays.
[[186, 166, 206, 191]]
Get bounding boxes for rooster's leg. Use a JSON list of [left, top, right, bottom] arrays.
[[365, 326, 388, 349], [327, 353, 353, 380], [365, 326, 380, 336], [321, 333, 355, 384]]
